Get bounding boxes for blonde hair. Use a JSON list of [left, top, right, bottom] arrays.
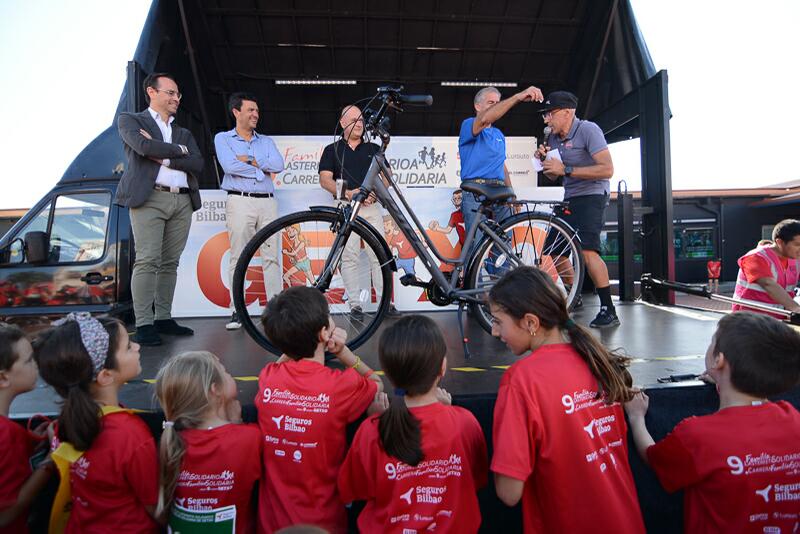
[[154, 351, 225, 518]]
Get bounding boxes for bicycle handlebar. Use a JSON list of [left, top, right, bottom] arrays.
[[398, 94, 433, 106]]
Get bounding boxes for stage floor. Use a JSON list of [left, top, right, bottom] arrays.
[[10, 295, 722, 417]]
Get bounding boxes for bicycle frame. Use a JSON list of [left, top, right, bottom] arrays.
[[343, 150, 523, 303]]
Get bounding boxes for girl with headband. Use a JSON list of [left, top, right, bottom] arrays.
[[35, 313, 158, 533], [338, 315, 488, 533], [154, 351, 260, 532], [488, 267, 644, 533]]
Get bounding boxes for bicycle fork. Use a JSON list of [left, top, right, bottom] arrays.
[[315, 202, 362, 291]]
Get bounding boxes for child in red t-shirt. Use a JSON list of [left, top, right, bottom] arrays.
[[257, 286, 385, 533], [338, 315, 488, 533], [155, 350, 261, 533], [488, 267, 645, 533], [625, 312, 800, 533], [35, 314, 159, 534], [0, 323, 54, 533]]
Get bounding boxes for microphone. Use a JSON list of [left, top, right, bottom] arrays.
[[538, 126, 552, 161]]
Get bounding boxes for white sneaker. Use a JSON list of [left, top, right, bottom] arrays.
[[226, 312, 242, 330]]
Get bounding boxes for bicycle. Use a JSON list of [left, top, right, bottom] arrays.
[[232, 86, 584, 354]]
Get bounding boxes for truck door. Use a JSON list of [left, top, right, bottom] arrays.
[[0, 189, 116, 318]]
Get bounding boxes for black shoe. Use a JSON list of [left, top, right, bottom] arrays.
[[589, 307, 620, 329], [154, 319, 194, 336], [350, 306, 364, 321], [386, 305, 401, 318], [133, 324, 162, 346], [226, 313, 242, 331]]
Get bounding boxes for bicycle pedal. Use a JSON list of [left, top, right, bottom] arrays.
[[399, 274, 427, 288]]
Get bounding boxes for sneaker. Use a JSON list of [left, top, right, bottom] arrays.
[[133, 324, 162, 346], [226, 313, 242, 331], [154, 319, 194, 336], [350, 306, 364, 321], [386, 305, 401, 318], [589, 307, 620, 329]]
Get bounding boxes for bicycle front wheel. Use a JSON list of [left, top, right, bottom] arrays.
[[466, 212, 585, 334], [232, 209, 394, 354]]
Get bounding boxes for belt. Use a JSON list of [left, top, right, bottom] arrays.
[[464, 178, 505, 185], [153, 184, 190, 194], [226, 190, 274, 198]]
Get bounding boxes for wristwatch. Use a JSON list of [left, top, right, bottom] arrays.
[[564, 165, 573, 177]]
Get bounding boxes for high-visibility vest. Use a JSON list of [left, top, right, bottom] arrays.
[[733, 246, 799, 319]]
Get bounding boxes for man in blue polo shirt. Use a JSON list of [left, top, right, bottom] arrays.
[[539, 90, 618, 328], [459, 85, 543, 251]]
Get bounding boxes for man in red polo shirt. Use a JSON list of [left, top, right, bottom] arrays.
[[733, 219, 800, 318]]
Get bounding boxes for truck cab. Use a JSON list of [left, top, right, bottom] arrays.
[[0, 178, 132, 327]]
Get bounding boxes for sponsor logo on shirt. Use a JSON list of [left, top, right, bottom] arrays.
[[73, 456, 90, 480], [400, 488, 413, 505], [561, 389, 604, 414], [261, 387, 331, 413], [582, 415, 616, 439], [385, 454, 463, 481], [177, 470, 235, 492], [293, 450, 302, 463], [727, 452, 800, 476]]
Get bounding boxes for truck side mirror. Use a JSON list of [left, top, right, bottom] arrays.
[[24, 231, 50, 264]]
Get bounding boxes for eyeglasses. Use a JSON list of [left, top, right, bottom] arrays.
[[155, 88, 182, 100], [542, 109, 561, 119]]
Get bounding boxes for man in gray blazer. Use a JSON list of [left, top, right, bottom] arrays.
[[116, 72, 204, 346]]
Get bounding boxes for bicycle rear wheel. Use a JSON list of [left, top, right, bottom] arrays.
[[466, 212, 585, 334], [231, 209, 394, 354]]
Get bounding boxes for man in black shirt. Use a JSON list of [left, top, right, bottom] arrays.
[[319, 105, 394, 316]]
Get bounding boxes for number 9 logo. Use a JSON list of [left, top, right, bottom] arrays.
[[562, 394, 575, 414], [727, 455, 744, 475], [385, 462, 397, 480]]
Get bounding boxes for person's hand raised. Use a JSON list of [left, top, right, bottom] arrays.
[[515, 86, 544, 103]]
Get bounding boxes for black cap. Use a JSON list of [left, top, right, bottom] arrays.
[[539, 91, 578, 112]]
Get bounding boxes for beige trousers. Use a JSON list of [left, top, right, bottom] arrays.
[[226, 194, 281, 309], [338, 201, 384, 310], [129, 190, 193, 327]]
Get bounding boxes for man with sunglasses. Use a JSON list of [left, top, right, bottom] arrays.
[[116, 72, 204, 345], [538, 91, 618, 328]]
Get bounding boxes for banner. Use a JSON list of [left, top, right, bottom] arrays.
[[173, 135, 564, 317]]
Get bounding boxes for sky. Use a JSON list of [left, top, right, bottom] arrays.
[[0, 0, 798, 209]]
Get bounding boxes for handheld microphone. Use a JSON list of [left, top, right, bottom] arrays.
[[539, 126, 552, 161]]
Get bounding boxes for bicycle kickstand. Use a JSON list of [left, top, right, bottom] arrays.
[[456, 301, 471, 360]]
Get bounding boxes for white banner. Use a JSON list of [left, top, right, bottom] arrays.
[[173, 135, 563, 317]]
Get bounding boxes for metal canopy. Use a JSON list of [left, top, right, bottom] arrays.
[[61, 0, 657, 184]]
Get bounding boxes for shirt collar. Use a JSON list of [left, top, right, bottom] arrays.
[[563, 116, 581, 140], [228, 128, 260, 140], [148, 107, 174, 125]]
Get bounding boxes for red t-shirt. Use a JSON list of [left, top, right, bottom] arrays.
[[65, 411, 159, 534], [491, 344, 645, 534], [448, 211, 466, 245], [647, 401, 800, 533], [386, 232, 416, 259], [0, 416, 40, 534], [175, 424, 262, 534], [255, 359, 378, 533], [707, 260, 721, 279], [741, 252, 789, 284], [338, 402, 488, 533]]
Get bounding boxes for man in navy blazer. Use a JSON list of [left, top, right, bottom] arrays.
[[116, 72, 204, 345]]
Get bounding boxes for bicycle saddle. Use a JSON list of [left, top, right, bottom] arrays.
[[460, 182, 516, 203]]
